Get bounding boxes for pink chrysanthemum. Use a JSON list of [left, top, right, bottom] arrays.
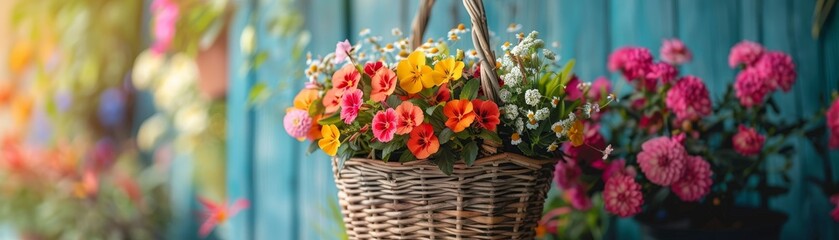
[[660, 39, 693, 65], [283, 109, 312, 140], [670, 156, 712, 202], [665, 76, 712, 122], [601, 159, 637, 181], [340, 89, 363, 124], [734, 68, 771, 108], [608, 47, 653, 80], [554, 159, 582, 190], [604, 175, 644, 217], [646, 62, 678, 84], [733, 125, 765, 156], [729, 40, 765, 68], [828, 99, 839, 149], [755, 51, 797, 92], [565, 184, 592, 210], [372, 108, 398, 142], [637, 136, 688, 186]]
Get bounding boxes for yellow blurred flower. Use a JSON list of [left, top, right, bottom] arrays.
[[318, 124, 341, 156], [11, 94, 33, 126], [568, 120, 585, 147], [396, 51, 434, 94], [8, 41, 33, 74], [293, 86, 320, 110], [431, 58, 464, 85]]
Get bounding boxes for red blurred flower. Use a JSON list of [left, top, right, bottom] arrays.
[[199, 198, 251, 237], [471, 99, 500, 131]]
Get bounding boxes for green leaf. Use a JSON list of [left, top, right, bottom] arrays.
[[517, 143, 534, 156], [253, 51, 270, 68], [318, 113, 342, 125], [307, 141, 319, 154], [386, 95, 402, 109], [336, 144, 352, 170], [398, 151, 416, 163], [248, 83, 270, 105], [459, 79, 481, 100], [479, 129, 502, 143], [560, 59, 576, 85], [438, 128, 454, 144], [308, 98, 325, 116], [426, 104, 441, 116], [382, 142, 400, 162], [463, 141, 479, 167], [434, 150, 456, 176]]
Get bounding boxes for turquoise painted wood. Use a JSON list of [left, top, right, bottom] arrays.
[[227, 0, 839, 239]]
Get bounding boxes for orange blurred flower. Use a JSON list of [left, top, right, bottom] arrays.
[[370, 68, 397, 102], [307, 115, 323, 140], [408, 123, 439, 159], [11, 94, 33, 127], [471, 99, 500, 131], [199, 198, 250, 237], [395, 101, 423, 135], [322, 88, 343, 114], [293, 84, 320, 110], [73, 171, 99, 199], [443, 99, 476, 133], [568, 120, 585, 147], [8, 41, 33, 74]]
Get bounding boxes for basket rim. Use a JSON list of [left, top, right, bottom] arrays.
[[340, 152, 557, 170]]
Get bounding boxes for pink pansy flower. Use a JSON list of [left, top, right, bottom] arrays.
[[660, 39, 692, 65], [665, 76, 712, 122], [604, 175, 643, 217], [565, 184, 592, 210], [395, 101, 424, 135], [565, 75, 583, 101], [151, 0, 179, 55], [734, 68, 771, 108], [340, 89, 363, 124], [637, 136, 688, 186], [732, 125, 765, 156], [588, 77, 612, 101], [646, 62, 678, 84], [670, 155, 712, 202], [283, 109, 312, 140], [372, 108, 398, 142], [370, 68, 397, 102], [828, 98, 839, 149], [554, 159, 582, 190], [364, 61, 385, 77], [755, 51, 796, 92], [333, 39, 352, 64], [322, 88, 343, 114], [199, 198, 250, 237], [729, 40, 765, 68]]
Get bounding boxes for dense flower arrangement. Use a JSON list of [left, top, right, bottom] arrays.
[[538, 39, 828, 239], [283, 26, 613, 174]]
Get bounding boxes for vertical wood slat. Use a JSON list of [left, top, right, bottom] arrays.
[[819, 0, 839, 237]]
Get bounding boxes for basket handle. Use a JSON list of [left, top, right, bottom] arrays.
[[463, 0, 501, 102], [411, 0, 436, 50]]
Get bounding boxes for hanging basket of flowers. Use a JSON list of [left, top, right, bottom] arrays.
[[283, 0, 613, 238]]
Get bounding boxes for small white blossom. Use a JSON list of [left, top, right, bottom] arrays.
[[359, 28, 371, 37], [525, 89, 542, 106], [504, 67, 523, 87], [499, 89, 512, 103], [501, 41, 512, 51], [504, 105, 519, 120], [391, 28, 403, 36], [550, 96, 560, 108], [551, 122, 563, 138], [507, 23, 522, 33], [467, 49, 479, 59], [543, 49, 556, 60], [511, 132, 523, 145], [582, 102, 593, 118], [515, 118, 525, 133], [535, 108, 550, 121], [602, 144, 614, 160]]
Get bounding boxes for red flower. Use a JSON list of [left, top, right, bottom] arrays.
[[471, 99, 500, 131], [364, 61, 385, 77], [443, 99, 476, 133], [199, 198, 250, 237], [433, 84, 451, 104], [408, 123, 440, 159]]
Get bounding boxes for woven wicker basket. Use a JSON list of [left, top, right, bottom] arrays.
[[333, 154, 556, 239], [331, 1, 557, 239]]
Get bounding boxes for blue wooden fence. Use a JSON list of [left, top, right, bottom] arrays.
[[226, 0, 839, 239]]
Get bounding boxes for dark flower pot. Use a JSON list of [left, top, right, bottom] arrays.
[[638, 207, 787, 240]]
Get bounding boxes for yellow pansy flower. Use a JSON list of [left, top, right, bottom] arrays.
[[568, 120, 585, 147], [318, 124, 341, 156], [396, 51, 434, 94], [431, 58, 465, 85]]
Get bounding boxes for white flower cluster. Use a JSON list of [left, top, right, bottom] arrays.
[[510, 31, 544, 56], [499, 89, 512, 103], [504, 66, 523, 88], [504, 104, 519, 120], [524, 89, 542, 106]]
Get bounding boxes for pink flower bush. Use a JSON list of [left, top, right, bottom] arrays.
[[554, 159, 581, 190], [670, 156, 712, 202], [732, 125, 765, 156], [151, 0, 179, 55], [734, 68, 771, 108], [603, 175, 643, 217], [660, 39, 692, 65], [729, 40, 765, 68], [283, 109, 312, 140], [608, 47, 653, 80], [340, 89, 363, 124], [334, 40, 352, 64], [565, 184, 592, 210], [665, 76, 712, 122], [372, 108, 398, 142], [828, 98, 839, 149], [646, 62, 678, 84], [637, 136, 687, 186], [756, 51, 796, 92], [565, 76, 583, 101], [588, 77, 612, 101]]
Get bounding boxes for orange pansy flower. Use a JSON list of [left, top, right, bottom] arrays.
[[331, 64, 360, 92], [370, 68, 397, 102], [408, 123, 439, 159], [293, 84, 320, 110], [322, 88, 343, 114], [568, 120, 585, 147], [443, 99, 476, 133], [395, 101, 424, 135]]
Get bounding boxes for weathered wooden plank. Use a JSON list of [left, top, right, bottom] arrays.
[[818, 0, 839, 237], [677, 0, 740, 98], [553, 0, 609, 82]]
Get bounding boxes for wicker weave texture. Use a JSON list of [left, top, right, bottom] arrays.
[[333, 153, 555, 239]]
